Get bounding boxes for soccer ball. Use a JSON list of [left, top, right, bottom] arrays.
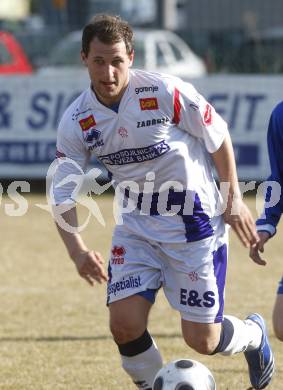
[[152, 359, 216, 390]]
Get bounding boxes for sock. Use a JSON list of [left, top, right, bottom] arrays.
[[118, 330, 163, 389], [213, 315, 262, 356]]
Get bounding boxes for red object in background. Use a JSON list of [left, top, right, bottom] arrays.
[[0, 31, 33, 74]]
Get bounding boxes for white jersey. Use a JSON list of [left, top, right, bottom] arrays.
[[54, 69, 228, 243]]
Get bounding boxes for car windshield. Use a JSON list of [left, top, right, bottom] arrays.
[[48, 38, 81, 66], [48, 34, 146, 68], [0, 42, 12, 65]]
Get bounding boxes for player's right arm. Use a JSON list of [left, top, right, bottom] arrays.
[[52, 112, 107, 285], [55, 205, 107, 284]]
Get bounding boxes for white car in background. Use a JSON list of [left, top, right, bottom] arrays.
[[39, 28, 206, 78]]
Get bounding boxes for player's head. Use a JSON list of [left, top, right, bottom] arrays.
[[81, 14, 134, 106], [82, 14, 134, 57]]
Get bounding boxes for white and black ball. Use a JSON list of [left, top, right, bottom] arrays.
[[153, 359, 216, 390]]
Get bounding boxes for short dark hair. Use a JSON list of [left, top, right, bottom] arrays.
[[82, 14, 134, 56]]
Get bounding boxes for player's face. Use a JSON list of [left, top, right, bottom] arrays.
[[81, 37, 134, 107]]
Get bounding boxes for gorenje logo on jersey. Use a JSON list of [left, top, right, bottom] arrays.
[[139, 97, 159, 110], [135, 85, 159, 94]]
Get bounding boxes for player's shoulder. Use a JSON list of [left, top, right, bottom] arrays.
[[272, 100, 283, 119], [58, 88, 91, 131], [267, 100, 283, 142]]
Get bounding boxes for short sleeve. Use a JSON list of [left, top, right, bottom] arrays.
[[170, 78, 228, 153]]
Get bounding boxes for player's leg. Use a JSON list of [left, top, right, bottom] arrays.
[[272, 276, 283, 341], [181, 313, 274, 390], [109, 294, 162, 389], [107, 227, 163, 389], [181, 315, 263, 356], [161, 234, 274, 389]]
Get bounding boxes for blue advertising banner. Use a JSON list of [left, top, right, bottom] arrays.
[[0, 73, 282, 179]]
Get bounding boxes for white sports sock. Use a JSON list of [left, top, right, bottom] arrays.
[[121, 340, 163, 389], [220, 315, 262, 356]]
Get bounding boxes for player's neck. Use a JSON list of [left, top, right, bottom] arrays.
[[91, 83, 128, 109]]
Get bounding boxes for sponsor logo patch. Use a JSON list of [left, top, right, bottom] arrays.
[[139, 97, 159, 111], [84, 128, 101, 143], [107, 275, 142, 296], [79, 115, 96, 131], [137, 117, 169, 128], [100, 140, 170, 166], [203, 103, 213, 126], [135, 85, 159, 94], [111, 245, 126, 265], [180, 288, 215, 308]]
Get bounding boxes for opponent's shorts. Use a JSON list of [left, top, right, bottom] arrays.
[[107, 224, 228, 323], [277, 276, 283, 294]]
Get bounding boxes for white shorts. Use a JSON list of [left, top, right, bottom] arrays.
[[107, 224, 228, 323]]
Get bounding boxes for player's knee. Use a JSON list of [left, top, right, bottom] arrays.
[[110, 317, 144, 345], [273, 322, 283, 342], [273, 296, 283, 341], [183, 334, 218, 355]]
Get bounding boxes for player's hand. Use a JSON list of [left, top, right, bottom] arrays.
[[73, 250, 108, 285], [249, 231, 271, 266], [223, 197, 259, 249]]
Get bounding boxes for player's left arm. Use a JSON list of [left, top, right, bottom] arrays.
[[168, 78, 259, 248], [211, 133, 259, 249]]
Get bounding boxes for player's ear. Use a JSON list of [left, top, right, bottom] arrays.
[[81, 50, 87, 66], [128, 49, 134, 67]]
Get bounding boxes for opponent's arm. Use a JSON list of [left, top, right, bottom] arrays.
[[250, 103, 283, 265], [211, 133, 259, 249]]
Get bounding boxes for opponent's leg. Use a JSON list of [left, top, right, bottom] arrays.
[[272, 276, 283, 341], [109, 295, 162, 389]]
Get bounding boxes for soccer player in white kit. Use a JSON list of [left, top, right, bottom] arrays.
[[52, 14, 274, 389]]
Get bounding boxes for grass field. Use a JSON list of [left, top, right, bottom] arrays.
[[0, 193, 282, 389]]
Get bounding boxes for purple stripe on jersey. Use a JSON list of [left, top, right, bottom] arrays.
[[277, 276, 283, 294], [212, 244, 227, 323], [181, 192, 214, 242], [125, 189, 214, 242]]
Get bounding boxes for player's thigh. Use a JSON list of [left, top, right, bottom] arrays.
[[107, 226, 162, 305], [181, 319, 221, 354], [272, 292, 283, 341], [109, 294, 153, 343], [161, 234, 228, 324]]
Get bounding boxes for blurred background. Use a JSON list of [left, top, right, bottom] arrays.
[[1, 4, 283, 389], [1, 0, 283, 182]]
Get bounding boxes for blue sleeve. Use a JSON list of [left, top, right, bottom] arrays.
[[257, 101, 283, 230]]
